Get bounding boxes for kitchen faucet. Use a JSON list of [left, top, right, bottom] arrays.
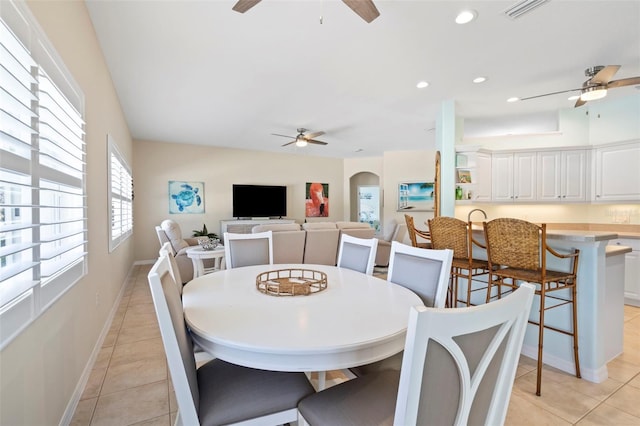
[[467, 208, 487, 223]]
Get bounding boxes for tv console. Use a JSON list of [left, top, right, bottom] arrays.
[[220, 218, 295, 235]]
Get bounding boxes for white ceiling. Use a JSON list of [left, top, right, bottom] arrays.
[[85, 0, 640, 158]]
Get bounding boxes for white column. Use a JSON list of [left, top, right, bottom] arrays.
[[436, 100, 457, 216]]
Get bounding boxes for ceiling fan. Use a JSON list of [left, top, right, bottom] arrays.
[[520, 65, 640, 107], [232, 0, 380, 23], [272, 128, 328, 147]]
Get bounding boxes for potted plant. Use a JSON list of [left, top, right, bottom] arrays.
[[192, 224, 218, 240]]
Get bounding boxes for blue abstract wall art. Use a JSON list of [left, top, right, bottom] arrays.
[[169, 181, 205, 214]]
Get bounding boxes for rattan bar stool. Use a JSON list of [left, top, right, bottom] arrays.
[[404, 214, 431, 248], [483, 218, 581, 396], [428, 216, 491, 308]]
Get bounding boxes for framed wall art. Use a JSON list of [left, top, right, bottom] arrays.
[[397, 181, 434, 212], [305, 182, 329, 217], [169, 181, 204, 214]]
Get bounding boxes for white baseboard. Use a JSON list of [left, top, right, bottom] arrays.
[[520, 343, 608, 384], [59, 263, 137, 426]]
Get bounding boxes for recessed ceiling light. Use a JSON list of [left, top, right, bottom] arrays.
[[473, 76, 487, 83], [456, 9, 477, 24], [507, 97, 520, 103], [416, 81, 429, 89]]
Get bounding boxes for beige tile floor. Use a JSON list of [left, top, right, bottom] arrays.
[[71, 264, 640, 425]]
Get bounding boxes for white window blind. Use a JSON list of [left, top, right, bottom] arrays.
[[108, 135, 133, 252], [0, 2, 87, 350]]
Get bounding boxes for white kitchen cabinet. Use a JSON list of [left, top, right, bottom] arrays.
[[455, 149, 491, 203], [610, 238, 640, 307], [474, 152, 492, 202], [491, 152, 536, 202], [537, 149, 588, 202], [594, 141, 640, 202]]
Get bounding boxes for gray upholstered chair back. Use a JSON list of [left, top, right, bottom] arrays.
[[336, 234, 378, 275], [387, 241, 453, 308], [147, 254, 200, 424], [394, 283, 535, 425], [224, 231, 273, 269]]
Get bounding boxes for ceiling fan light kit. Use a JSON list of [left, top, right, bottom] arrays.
[[580, 85, 607, 102]]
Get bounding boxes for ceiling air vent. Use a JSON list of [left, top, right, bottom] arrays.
[[503, 0, 549, 19]]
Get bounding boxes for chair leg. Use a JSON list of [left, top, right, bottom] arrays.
[[449, 267, 461, 308], [317, 371, 326, 391], [466, 269, 473, 307], [448, 273, 455, 308], [536, 287, 546, 396], [572, 283, 581, 379], [485, 274, 493, 304]]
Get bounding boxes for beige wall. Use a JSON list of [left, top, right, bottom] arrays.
[[345, 151, 439, 241], [133, 140, 345, 261], [0, 1, 135, 424], [382, 150, 438, 238]]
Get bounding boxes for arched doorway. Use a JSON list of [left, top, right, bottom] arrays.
[[349, 172, 381, 234]]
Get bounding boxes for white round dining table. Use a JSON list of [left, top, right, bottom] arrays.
[[182, 264, 423, 374]]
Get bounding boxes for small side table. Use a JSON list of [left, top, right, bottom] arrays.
[[186, 246, 225, 278]]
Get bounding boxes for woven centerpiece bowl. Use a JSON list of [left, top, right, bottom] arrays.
[[256, 268, 328, 296]]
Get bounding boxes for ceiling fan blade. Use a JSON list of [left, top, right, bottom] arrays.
[[574, 97, 587, 108], [342, 0, 380, 23], [281, 140, 296, 147], [232, 0, 261, 13], [519, 88, 581, 101], [271, 133, 295, 139], [591, 65, 620, 85], [607, 76, 640, 88], [307, 139, 328, 145], [304, 131, 325, 139]]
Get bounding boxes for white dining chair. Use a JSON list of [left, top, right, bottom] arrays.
[[298, 283, 536, 426], [336, 233, 379, 275], [349, 241, 453, 376], [387, 240, 453, 308], [223, 231, 273, 269], [159, 242, 183, 295], [147, 252, 315, 426]]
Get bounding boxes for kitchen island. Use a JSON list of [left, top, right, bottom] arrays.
[[469, 228, 629, 383]]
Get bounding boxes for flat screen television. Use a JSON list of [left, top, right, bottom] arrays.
[[232, 184, 287, 218]]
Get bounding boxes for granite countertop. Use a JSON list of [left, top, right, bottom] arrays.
[[545, 223, 640, 240], [606, 245, 633, 257], [545, 230, 619, 243], [469, 222, 639, 243]]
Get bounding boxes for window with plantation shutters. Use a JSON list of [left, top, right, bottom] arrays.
[[0, 2, 87, 349], [108, 135, 133, 252]]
